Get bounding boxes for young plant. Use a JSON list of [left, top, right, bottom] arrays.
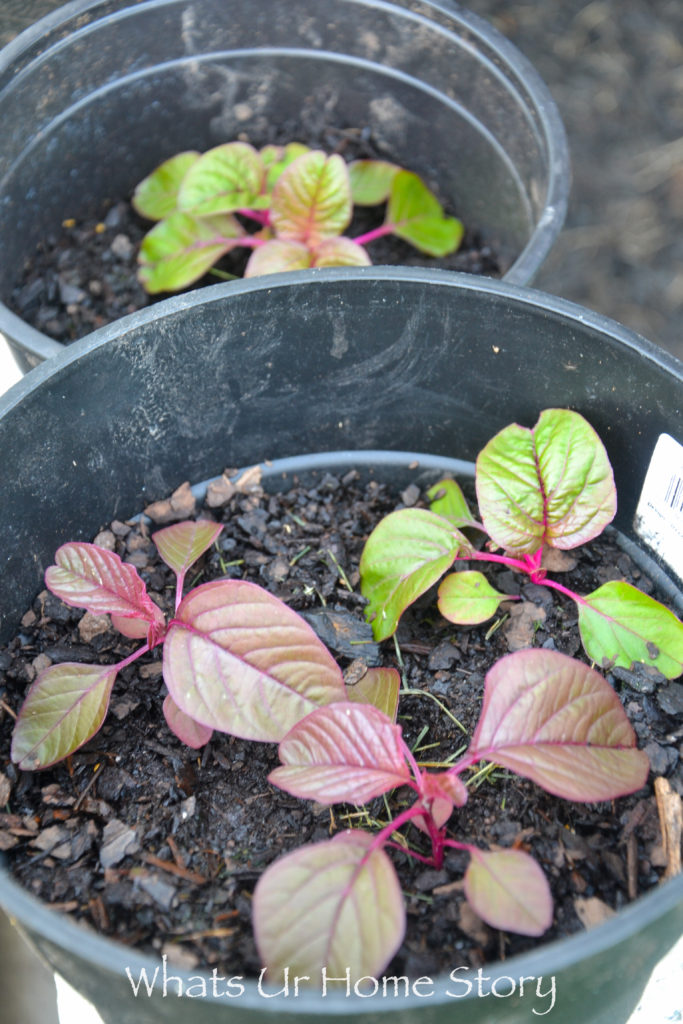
[[360, 409, 683, 679], [132, 143, 464, 292], [253, 647, 649, 980], [10, 520, 351, 770]]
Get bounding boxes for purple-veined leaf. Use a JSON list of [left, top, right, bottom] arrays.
[[578, 581, 683, 679], [348, 159, 400, 205], [359, 508, 469, 641], [427, 478, 472, 526], [162, 694, 213, 749], [132, 151, 200, 221], [163, 579, 347, 742], [260, 142, 310, 191], [11, 663, 118, 770], [177, 142, 268, 216], [138, 211, 245, 293], [438, 570, 509, 625], [468, 648, 649, 801], [152, 520, 223, 577], [385, 171, 464, 256], [45, 542, 163, 628], [312, 236, 372, 267], [464, 848, 553, 936], [413, 771, 468, 834], [476, 409, 617, 555], [347, 666, 400, 722], [270, 151, 352, 246], [244, 239, 313, 277], [269, 701, 411, 804], [253, 830, 405, 980]]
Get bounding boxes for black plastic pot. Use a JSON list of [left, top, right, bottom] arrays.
[[1, 268, 681, 1023], [0, 0, 569, 372]]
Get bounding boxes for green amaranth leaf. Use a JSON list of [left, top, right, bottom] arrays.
[[578, 581, 683, 679], [385, 170, 463, 256], [260, 142, 310, 191], [137, 211, 244, 293], [177, 142, 269, 216], [427, 478, 472, 526], [348, 159, 400, 205], [252, 831, 405, 981], [11, 663, 118, 771], [438, 570, 509, 625], [132, 151, 200, 221], [475, 408, 617, 555], [359, 507, 469, 641], [270, 151, 352, 247]]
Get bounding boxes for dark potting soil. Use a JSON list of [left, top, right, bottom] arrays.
[[8, 125, 500, 345], [0, 467, 681, 981]]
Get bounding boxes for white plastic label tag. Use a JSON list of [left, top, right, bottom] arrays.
[[634, 433, 683, 581]]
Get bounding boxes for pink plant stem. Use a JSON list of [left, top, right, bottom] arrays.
[[540, 577, 589, 606], [465, 548, 586, 603], [352, 223, 395, 247], [174, 572, 186, 613], [368, 803, 430, 856], [238, 208, 271, 226], [384, 841, 435, 865], [114, 644, 151, 672], [443, 838, 475, 855]]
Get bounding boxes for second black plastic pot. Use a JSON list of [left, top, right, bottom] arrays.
[[0, 0, 569, 371], [0, 268, 681, 1024]]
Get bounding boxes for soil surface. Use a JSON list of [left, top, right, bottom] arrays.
[[0, 467, 681, 980], [8, 125, 499, 345]]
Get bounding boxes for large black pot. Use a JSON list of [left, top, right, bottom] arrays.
[[0, 269, 681, 1023], [0, 0, 569, 372]]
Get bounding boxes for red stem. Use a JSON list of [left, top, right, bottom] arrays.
[[238, 208, 271, 226], [352, 223, 395, 246]]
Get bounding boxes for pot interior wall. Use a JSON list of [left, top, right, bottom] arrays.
[[1, 270, 682, 644], [0, 0, 558, 303]]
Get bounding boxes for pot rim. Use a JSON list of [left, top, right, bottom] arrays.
[[0, 0, 570, 363], [2, 267, 681, 419]]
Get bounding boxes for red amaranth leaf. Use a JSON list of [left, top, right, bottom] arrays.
[[253, 831, 405, 980], [464, 848, 553, 936], [45, 542, 163, 628], [468, 648, 649, 801], [162, 694, 213, 749], [11, 663, 118, 771], [152, 520, 223, 579], [269, 702, 411, 804], [163, 580, 347, 742]]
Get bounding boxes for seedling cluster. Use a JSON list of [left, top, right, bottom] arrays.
[[10, 408, 682, 982], [132, 142, 464, 292]]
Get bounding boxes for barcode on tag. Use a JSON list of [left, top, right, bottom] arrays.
[[634, 433, 683, 582], [664, 474, 683, 513]]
